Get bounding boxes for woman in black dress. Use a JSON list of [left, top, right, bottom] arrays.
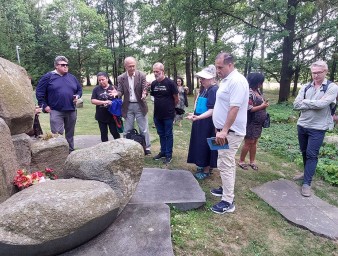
[[91, 72, 121, 142], [238, 73, 269, 170], [187, 65, 218, 180]]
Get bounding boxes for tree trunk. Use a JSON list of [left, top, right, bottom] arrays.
[[185, 52, 192, 93], [278, 0, 298, 103]]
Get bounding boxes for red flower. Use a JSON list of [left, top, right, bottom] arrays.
[[13, 167, 57, 190]]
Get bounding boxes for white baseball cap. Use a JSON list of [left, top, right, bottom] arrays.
[[195, 65, 216, 79]]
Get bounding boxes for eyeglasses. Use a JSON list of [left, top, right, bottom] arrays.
[[58, 63, 69, 67], [311, 70, 325, 76]]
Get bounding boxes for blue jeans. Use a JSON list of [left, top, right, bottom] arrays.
[[154, 117, 174, 158], [297, 125, 326, 186]]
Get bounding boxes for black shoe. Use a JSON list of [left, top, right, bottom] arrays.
[[153, 152, 165, 160], [145, 150, 152, 155], [163, 157, 172, 164], [210, 186, 223, 197], [211, 200, 235, 214]]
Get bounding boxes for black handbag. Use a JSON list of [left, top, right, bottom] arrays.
[[175, 107, 185, 115], [262, 113, 270, 128]]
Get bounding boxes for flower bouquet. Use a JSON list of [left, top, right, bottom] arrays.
[[13, 168, 58, 190]]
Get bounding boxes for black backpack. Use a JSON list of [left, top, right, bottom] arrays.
[[303, 80, 337, 115], [125, 129, 146, 154]]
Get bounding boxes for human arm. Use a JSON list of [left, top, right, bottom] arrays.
[[250, 99, 269, 112], [187, 109, 213, 121], [72, 77, 83, 104], [173, 93, 179, 106], [91, 99, 112, 107], [35, 73, 51, 113], [215, 106, 239, 145], [301, 83, 338, 110], [294, 83, 338, 110], [140, 73, 148, 100]]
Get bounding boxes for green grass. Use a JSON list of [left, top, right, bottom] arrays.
[[37, 87, 338, 256]]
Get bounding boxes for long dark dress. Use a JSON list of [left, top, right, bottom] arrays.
[[246, 88, 267, 139], [187, 84, 218, 168]]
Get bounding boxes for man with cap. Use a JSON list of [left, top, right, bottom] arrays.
[[186, 65, 219, 180], [210, 52, 249, 214]]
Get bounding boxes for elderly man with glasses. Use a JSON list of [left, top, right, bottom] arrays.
[[293, 60, 338, 197], [36, 55, 82, 153]]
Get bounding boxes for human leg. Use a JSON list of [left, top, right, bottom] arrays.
[[50, 110, 65, 135], [297, 125, 308, 168], [248, 139, 258, 164], [302, 128, 325, 186], [123, 104, 136, 135], [135, 105, 151, 150], [98, 121, 109, 142], [64, 110, 77, 151], [238, 138, 250, 170], [218, 133, 244, 203], [163, 118, 174, 158], [108, 121, 120, 139], [154, 117, 165, 155]]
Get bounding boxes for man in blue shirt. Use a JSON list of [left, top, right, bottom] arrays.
[[36, 56, 82, 152]]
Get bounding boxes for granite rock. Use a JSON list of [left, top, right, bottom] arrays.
[[0, 179, 120, 256], [64, 138, 144, 213], [0, 57, 35, 135]]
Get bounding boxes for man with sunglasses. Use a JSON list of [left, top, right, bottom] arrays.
[[36, 56, 82, 153], [293, 60, 338, 197]]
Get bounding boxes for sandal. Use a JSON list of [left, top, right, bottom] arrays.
[[249, 163, 259, 171], [194, 172, 211, 180], [196, 166, 203, 173], [238, 163, 248, 170]]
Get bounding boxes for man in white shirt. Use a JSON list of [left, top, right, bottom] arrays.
[[210, 52, 249, 214]]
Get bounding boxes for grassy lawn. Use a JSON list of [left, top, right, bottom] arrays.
[[38, 86, 338, 256]]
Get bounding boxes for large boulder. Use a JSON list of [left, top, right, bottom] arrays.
[[0, 118, 19, 203], [0, 179, 120, 256], [12, 133, 32, 170], [0, 57, 35, 135], [64, 138, 144, 213], [30, 136, 69, 177]]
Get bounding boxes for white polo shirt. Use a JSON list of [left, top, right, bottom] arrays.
[[212, 69, 249, 136]]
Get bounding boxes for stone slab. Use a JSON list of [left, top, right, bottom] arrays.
[[129, 168, 206, 211], [74, 135, 113, 149], [251, 179, 338, 240], [60, 203, 174, 256]]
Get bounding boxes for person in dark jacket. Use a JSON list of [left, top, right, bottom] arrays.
[[36, 56, 82, 152]]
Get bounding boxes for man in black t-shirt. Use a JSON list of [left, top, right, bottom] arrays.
[[150, 62, 179, 164]]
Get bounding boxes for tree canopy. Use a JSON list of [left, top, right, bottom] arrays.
[[0, 0, 337, 101]]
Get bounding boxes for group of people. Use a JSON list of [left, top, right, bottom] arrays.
[[35, 54, 337, 214], [184, 57, 337, 213], [35, 55, 179, 165]]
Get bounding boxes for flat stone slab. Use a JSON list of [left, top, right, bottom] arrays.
[[60, 204, 173, 256], [251, 179, 338, 240], [74, 135, 114, 149], [129, 168, 206, 211]]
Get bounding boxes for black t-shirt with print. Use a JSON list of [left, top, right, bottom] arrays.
[[150, 77, 178, 119], [91, 85, 115, 123]]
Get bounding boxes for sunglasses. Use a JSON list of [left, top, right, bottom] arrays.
[[58, 63, 69, 67]]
